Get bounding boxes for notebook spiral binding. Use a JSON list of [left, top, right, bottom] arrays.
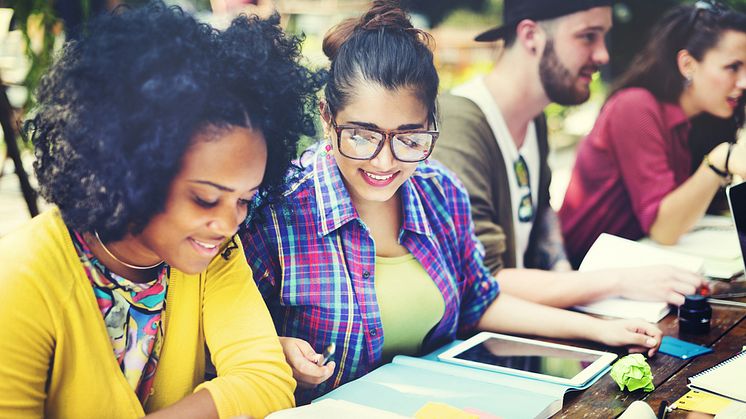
[[690, 350, 746, 380]]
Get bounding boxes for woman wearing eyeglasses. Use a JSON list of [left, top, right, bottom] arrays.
[[560, 2, 746, 266], [0, 3, 323, 417], [241, 0, 662, 404]]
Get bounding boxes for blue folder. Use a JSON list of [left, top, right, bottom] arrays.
[[316, 342, 610, 419]]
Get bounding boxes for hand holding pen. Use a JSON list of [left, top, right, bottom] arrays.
[[278, 337, 336, 389], [316, 343, 336, 366]]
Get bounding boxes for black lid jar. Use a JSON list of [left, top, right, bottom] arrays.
[[678, 294, 712, 335]]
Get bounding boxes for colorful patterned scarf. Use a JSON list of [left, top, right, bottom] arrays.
[[70, 230, 169, 404]]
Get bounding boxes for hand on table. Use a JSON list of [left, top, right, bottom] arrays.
[[595, 319, 662, 357], [278, 337, 335, 389], [612, 265, 706, 306]]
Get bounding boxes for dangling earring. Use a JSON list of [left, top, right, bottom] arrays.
[[684, 74, 693, 88], [324, 142, 332, 159], [320, 134, 333, 159]]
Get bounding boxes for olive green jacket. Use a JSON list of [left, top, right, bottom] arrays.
[[432, 94, 551, 273]]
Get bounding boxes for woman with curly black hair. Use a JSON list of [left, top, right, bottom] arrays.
[[0, 2, 322, 418]]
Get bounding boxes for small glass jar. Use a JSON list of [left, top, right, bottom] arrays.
[[678, 294, 712, 335]]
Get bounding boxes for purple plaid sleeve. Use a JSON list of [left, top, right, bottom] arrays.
[[240, 150, 499, 403], [242, 209, 281, 300], [439, 164, 501, 334]]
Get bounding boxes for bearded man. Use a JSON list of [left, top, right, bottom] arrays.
[[433, 0, 703, 308]]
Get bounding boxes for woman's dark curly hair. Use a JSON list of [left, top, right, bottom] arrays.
[[30, 2, 323, 241]]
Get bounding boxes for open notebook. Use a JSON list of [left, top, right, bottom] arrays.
[[688, 350, 746, 403], [639, 215, 742, 279], [314, 342, 611, 419], [575, 234, 704, 323], [268, 399, 407, 418]]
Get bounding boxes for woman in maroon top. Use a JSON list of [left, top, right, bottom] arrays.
[[560, 3, 746, 266]]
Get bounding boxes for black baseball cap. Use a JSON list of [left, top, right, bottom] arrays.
[[475, 0, 614, 42]]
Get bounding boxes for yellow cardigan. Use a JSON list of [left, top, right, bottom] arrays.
[[0, 209, 295, 418]]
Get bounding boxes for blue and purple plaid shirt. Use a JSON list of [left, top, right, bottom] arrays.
[[241, 147, 500, 403]]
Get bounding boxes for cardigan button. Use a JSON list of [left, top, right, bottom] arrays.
[[362, 271, 370, 279]]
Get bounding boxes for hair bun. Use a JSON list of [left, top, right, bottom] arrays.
[[322, 18, 355, 60], [322, 0, 432, 60], [359, 0, 412, 31]]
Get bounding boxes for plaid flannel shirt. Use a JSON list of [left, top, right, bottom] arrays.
[[241, 148, 500, 403]]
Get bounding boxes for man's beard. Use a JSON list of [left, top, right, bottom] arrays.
[[539, 40, 594, 106]]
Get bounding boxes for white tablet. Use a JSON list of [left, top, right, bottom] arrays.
[[438, 332, 618, 387]]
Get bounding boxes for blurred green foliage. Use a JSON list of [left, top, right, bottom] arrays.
[[6, 0, 63, 111], [4, 0, 210, 112], [402, 0, 491, 27], [436, 0, 501, 28], [726, 0, 746, 10]]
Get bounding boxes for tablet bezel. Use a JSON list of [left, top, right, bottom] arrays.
[[437, 332, 618, 387], [726, 181, 746, 274]]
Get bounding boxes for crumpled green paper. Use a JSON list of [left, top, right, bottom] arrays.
[[610, 354, 655, 392]]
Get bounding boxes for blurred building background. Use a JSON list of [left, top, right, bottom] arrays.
[[2, 0, 745, 235]]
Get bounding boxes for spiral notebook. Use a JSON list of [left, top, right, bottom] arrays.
[[688, 350, 746, 403]]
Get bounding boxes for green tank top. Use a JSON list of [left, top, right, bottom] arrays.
[[374, 253, 445, 362]]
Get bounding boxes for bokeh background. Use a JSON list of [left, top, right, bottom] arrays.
[[2, 0, 745, 235]]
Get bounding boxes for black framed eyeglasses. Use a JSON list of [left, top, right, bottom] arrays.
[[514, 155, 534, 223], [329, 114, 439, 163]]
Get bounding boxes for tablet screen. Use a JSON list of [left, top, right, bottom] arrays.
[[453, 337, 603, 379], [728, 182, 746, 272]]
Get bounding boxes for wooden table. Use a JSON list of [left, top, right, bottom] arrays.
[[559, 280, 746, 418]]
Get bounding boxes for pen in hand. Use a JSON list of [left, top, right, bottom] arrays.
[[317, 343, 336, 366]]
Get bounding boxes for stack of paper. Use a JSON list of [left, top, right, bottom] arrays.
[[575, 234, 704, 323], [574, 298, 671, 323], [672, 390, 733, 414], [639, 215, 743, 279], [689, 351, 746, 403]]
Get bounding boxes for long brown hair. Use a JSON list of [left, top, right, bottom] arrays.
[[612, 4, 746, 106]]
